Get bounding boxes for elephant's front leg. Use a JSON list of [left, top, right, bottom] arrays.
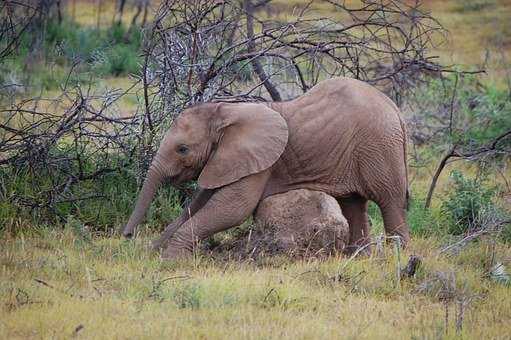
[[162, 170, 271, 259], [151, 189, 214, 251]]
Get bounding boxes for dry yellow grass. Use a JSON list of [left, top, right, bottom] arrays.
[[1, 228, 510, 339], [68, 0, 150, 28], [420, 0, 511, 85]]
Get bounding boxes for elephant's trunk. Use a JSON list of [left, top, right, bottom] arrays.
[[122, 160, 166, 238]]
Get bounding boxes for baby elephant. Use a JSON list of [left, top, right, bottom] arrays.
[[122, 77, 410, 259]]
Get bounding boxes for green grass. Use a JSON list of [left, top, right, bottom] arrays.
[[0, 20, 142, 92], [0, 161, 182, 233], [1, 228, 510, 339]]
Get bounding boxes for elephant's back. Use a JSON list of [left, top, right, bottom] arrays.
[[284, 77, 400, 127], [265, 77, 406, 198], [274, 77, 404, 147]]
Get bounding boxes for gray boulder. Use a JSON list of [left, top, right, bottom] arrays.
[[253, 189, 349, 257]]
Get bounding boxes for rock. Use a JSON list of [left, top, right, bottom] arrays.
[[253, 189, 349, 257]]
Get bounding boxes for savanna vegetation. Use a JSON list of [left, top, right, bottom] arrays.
[[1, 0, 510, 338]]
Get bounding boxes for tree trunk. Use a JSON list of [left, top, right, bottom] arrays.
[[96, 0, 102, 29], [71, 0, 76, 21], [425, 146, 457, 209], [125, 2, 143, 42], [141, 0, 149, 27], [56, 0, 62, 24], [244, 0, 282, 101], [116, 0, 127, 25]]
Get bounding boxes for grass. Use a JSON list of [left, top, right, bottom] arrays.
[[1, 227, 510, 339], [69, 0, 153, 28], [424, 0, 511, 85]]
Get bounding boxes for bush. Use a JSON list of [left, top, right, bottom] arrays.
[[0, 151, 182, 234], [409, 75, 511, 155], [94, 24, 141, 76], [96, 44, 140, 76], [455, 0, 495, 12], [441, 170, 499, 235], [7, 20, 143, 90], [407, 197, 446, 236]]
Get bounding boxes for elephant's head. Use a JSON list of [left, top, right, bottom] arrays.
[[122, 102, 288, 238]]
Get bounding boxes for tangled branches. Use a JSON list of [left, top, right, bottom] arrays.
[[1, 1, 40, 61], [144, 0, 448, 116], [0, 80, 145, 220]]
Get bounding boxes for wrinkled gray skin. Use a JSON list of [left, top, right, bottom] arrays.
[[122, 77, 410, 258]]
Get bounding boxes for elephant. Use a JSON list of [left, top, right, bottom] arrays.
[[121, 77, 410, 258]]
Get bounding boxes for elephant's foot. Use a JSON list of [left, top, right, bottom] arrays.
[[151, 238, 165, 252], [162, 245, 193, 260], [386, 224, 410, 248], [161, 225, 198, 260], [151, 234, 177, 253], [152, 220, 186, 252]]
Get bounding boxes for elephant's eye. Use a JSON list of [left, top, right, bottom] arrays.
[[176, 144, 189, 155]]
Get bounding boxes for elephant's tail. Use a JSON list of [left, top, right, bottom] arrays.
[[399, 115, 410, 211]]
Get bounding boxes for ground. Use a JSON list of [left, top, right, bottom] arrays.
[[1, 228, 510, 339]]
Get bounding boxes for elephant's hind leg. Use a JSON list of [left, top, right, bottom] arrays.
[[338, 195, 371, 255], [378, 202, 410, 246], [356, 141, 410, 247]]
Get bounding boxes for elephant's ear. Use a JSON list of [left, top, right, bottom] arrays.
[[198, 103, 288, 189]]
